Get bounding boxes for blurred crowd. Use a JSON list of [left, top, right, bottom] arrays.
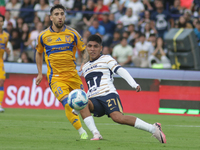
[[1, 0, 200, 69]]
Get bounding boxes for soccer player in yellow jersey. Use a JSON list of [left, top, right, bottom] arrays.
[[0, 14, 10, 112], [35, 4, 102, 140]]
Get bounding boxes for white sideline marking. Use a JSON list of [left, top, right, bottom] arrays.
[[3, 120, 200, 127], [96, 123, 200, 128]]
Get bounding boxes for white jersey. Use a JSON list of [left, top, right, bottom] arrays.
[[82, 55, 121, 98]]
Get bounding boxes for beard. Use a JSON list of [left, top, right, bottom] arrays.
[[54, 22, 64, 29]]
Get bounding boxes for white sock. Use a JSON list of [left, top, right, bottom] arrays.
[[134, 118, 156, 134], [84, 116, 99, 135], [78, 127, 86, 135]]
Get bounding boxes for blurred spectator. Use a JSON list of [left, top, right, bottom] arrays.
[[118, 8, 138, 28], [148, 33, 157, 48], [103, 0, 113, 6], [6, 0, 22, 19], [82, 0, 95, 27], [194, 21, 200, 46], [175, 16, 193, 28], [143, 0, 153, 11], [112, 37, 133, 66], [115, 21, 124, 35], [3, 41, 14, 62], [70, 0, 83, 30], [19, 0, 35, 23], [102, 46, 111, 55], [151, 0, 174, 39], [110, 0, 120, 14], [88, 20, 105, 35], [17, 51, 33, 63], [5, 22, 13, 40], [94, 0, 110, 21], [148, 37, 171, 69], [24, 22, 43, 50], [0, 0, 6, 16], [122, 31, 130, 39], [21, 23, 30, 49], [132, 33, 154, 68], [183, 9, 193, 27], [127, 0, 145, 17], [144, 22, 156, 39], [170, 0, 184, 15], [3, 11, 16, 29], [111, 31, 121, 48], [43, 15, 51, 29], [127, 24, 137, 43], [138, 10, 151, 33], [10, 28, 22, 61], [82, 30, 91, 44], [16, 17, 24, 32], [119, 0, 131, 13], [29, 15, 41, 31], [34, 0, 50, 22], [190, 0, 200, 12], [30, 0, 38, 6], [100, 12, 116, 46]]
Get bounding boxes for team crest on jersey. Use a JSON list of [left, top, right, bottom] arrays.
[[65, 36, 71, 43], [47, 37, 52, 42]]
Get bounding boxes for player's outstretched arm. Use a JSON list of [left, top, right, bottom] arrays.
[[36, 51, 43, 85], [79, 49, 89, 72], [116, 67, 141, 92]]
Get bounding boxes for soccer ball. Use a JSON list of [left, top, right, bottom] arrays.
[[68, 89, 88, 110]]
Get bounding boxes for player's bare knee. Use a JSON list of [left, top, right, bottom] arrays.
[[110, 112, 124, 124], [88, 100, 94, 112], [0, 79, 4, 87]]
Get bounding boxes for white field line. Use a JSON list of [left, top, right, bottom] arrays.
[[2, 120, 200, 127]]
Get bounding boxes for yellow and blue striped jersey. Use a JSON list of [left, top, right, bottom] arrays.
[[0, 31, 9, 63], [36, 25, 86, 83]]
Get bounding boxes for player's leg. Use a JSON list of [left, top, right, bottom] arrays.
[[109, 111, 166, 143], [0, 79, 5, 112], [0, 65, 5, 112], [79, 100, 102, 140], [50, 80, 87, 139], [105, 93, 166, 143], [70, 74, 102, 140]]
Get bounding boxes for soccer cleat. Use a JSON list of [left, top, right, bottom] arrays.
[[0, 106, 4, 113], [90, 132, 103, 141], [152, 123, 166, 143], [80, 132, 88, 139]]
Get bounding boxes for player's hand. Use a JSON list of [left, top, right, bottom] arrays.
[[5, 48, 10, 55], [36, 74, 43, 85], [136, 85, 141, 92], [79, 63, 84, 76]]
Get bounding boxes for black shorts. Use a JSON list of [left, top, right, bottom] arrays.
[[90, 93, 123, 117]]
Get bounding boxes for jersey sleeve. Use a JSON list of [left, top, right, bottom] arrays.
[[35, 32, 45, 53], [106, 55, 121, 74], [73, 30, 86, 52]]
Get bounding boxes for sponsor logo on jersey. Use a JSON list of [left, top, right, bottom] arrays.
[[47, 37, 52, 42], [85, 64, 98, 72], [65, 35, 71, 43], [56, 37, 62, 42]]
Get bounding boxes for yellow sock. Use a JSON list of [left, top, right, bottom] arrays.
[[0, 88, 4, 106], [64, 103, 82, 130]]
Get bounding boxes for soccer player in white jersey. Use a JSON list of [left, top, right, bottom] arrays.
[[81, 35, 166, 143]]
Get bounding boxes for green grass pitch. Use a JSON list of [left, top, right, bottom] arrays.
[[0, 108, 200, 150]]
